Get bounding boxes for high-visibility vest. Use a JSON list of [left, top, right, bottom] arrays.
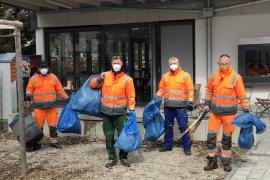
[[90, 71, 136, 115], [26, 73, 68, 108], [205, 68, 249, 115], [157, 67, 194, 107]]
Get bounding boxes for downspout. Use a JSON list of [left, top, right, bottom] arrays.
[[205, 0, 214, 79]]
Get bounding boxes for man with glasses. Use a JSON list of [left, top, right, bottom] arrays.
[[204, 54, 250, 172], [90, 56, 136, 168]]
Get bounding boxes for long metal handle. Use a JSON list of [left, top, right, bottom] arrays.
[[177, 110, 209, 140]]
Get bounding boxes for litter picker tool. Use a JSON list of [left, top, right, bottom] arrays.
[[177, 110, 209, 140]]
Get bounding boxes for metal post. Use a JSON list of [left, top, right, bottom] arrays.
[[14, 27, 27, 179], [206, 0, 212, 79]]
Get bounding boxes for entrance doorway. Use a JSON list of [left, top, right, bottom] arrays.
[[130, 27, 151, 105]]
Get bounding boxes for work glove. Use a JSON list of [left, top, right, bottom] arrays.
[[243, 109, 250, 113], [187, 105, 194, 111], [204, 100, 211, 112], [24, 95, 32, 101]]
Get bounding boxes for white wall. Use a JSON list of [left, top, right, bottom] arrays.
[[211, 14, 270, 103], [0, 63, 12, 120], [36, 28, 45, 60], [160, 24, 194, 78]]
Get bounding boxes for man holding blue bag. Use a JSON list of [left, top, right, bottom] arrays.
[[203, 54, 249, 172], [156, 57, 194, 156], [90, 56, 136, 168]]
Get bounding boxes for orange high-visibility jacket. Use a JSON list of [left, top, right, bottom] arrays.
[[90, 71, 135, 115], [157, 67, 194, 107], [205, 68, 249, 115], [26, 73, 68, 108]]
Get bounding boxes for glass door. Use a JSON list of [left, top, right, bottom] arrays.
[[104, 30, 129, 71], [75, 31, 100, 88], [130, 27, 151, 105], [48, 32, 74, 90]]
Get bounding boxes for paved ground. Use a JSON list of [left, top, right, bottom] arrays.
[[226, 116, 270, 180]]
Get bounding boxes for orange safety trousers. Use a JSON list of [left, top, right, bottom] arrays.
[[34, 108, 58, 127], [207, 112, 236, 159]]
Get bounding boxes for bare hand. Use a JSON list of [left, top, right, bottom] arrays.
[[204, 105, 210, 111], [101, 72, 106, 79]]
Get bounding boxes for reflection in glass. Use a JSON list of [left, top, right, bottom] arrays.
[[49, 33, 74, 90], [75, 31, 100, 87]]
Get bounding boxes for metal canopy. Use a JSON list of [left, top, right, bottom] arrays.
[[1, 0, 270, 12]]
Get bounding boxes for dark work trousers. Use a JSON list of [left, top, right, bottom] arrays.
[[102, 113, 128, 161], [163, 107, 191, 151]]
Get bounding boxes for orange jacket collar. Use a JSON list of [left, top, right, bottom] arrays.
[[169, 67, 182, 75], [218, 67, 233, 77], [109, 70, 125, 79]]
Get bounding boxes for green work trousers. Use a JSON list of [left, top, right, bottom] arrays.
[[102, 113, 128, 160]]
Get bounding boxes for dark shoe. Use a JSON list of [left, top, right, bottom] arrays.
[[32, 143, 42, 151], [120, 159, 130, 167], [222, 162, 232, 172], [159, 147, 172, 152], [105, 160, 117, 168], [204, 157, 218, 171], [50, 143, 62, 149], [184, 150, 191, 156]]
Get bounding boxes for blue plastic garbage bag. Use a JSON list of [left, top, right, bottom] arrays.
[[143, 98, 165, 140], [114, 111, 142, 152], [70, 75, 101, 116], [142, 98, 162, 127], [232, 113, 266, 149], [232, 113, 266, 134], [238, 127, 254, 150], [57, 102, 81, 134]]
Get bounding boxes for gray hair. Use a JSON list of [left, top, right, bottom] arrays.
[[168, 57, 180, 64]]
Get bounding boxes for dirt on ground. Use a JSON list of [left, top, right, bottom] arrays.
[[0, 132, 246, 180]]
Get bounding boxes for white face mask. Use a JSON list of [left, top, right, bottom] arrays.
[[40, 68, 48, 75], [112, 64, 121, 72], [170, 64, 179, 71]]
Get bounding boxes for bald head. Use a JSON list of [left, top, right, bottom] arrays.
[[218, 54, 232, 72], [168, 57, 180, 66]]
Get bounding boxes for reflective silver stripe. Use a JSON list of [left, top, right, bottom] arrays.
[[213, 94, 237, 100], [163, 90, 190, 95], [187, 98, 193, 101], [187, 91, 193, 94], [181, 72, 187, 81], [129, 107, 135, 110], [223, 132, 232, 137], [34, 92, 56, 96], [212, 103, 237, 108], [32, 75, 37, 85], [239, 97, 248, 101], [102, 95, 127, 100], [208, 130, 217, 134], [34, 99, 56, 103], [128, 98, 135, 102], [165, 97, 187, 101], [230, 72, 237, 86], [101, 103, 127, 109]]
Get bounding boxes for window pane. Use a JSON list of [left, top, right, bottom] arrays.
[[49, 32, 74, 90], [75, 31, 100, 87]]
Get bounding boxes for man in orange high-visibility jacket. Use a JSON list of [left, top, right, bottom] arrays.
[[90, 56, 136, 168], [204, 54, 249, 172], [156, 57, 194, 155], [26, 61, 68, 149]]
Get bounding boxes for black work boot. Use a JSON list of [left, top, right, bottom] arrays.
[[120, 159, 130, 167], [159, 146, 172, 152], [222, 160, 232, 172], [204, 156, 218, 171], [50, 143, 62, 149], [184, 150, 192, 156], [105, 160, 117, 168]]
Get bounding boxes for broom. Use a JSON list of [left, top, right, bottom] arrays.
[[177, 110, 209, 140]]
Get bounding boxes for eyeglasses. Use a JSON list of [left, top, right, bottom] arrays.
[[218, 63, 230, 66]]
